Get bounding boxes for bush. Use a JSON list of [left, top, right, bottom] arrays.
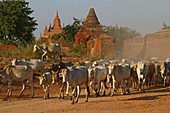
[[71, 44, 87, 58]]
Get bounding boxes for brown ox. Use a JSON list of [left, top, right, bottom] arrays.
[[146, 62, 155, 87]]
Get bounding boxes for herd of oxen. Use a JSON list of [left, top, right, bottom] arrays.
[[0, 43, 170, 104]]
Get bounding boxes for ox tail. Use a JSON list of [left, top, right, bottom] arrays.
[[86, 69, 90, 95], [87, 86, 90, 95]]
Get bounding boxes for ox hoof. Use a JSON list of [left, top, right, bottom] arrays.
[[58, 96, 61, 99], [69, 97, 72, 100], [143, 90, 146, 93], [103, 91, 106, 96], [94, 94, 98, 98], [85, 100, 88, 102], [75, 100, 78, 103], [61, 96, 64, 99], [32, 96, 34, 98], [71, 102, 74, 104]]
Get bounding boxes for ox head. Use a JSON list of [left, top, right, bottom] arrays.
[[160, 62, 169, 78], [11, 59, 17, 66], [138, 62, 146, 75], [88, 68, 95, 83], [107, 64, 116, 83], [33, 45, 40, 53], [60, 68, 69, 84], [39, 75, 46, 86], [108, 64, 116, 76], [51, 71, 62, 84]]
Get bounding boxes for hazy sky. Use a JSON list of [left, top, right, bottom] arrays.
[[26, 0, 170, 39]]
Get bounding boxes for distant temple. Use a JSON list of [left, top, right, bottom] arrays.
[[74, 8, 116, 59], [40, 11, 63, 43]]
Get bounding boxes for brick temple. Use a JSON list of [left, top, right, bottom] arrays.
[[40, 11, 63, 42], [74, 8, 116, 59]]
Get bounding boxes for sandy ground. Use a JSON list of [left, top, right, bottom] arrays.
[[0, 80, 170, 113]]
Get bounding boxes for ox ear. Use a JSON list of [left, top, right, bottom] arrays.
[[43, 76, 47, 82]]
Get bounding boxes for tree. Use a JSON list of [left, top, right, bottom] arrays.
[[0, 0, 37, 47], [103, 25, 141, 55], [162, 22, 170, 30], [52, 17, 84, 46]]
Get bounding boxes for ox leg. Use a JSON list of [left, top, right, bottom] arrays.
[[19, 82, 26, 97], [42, 52, 47, 61], [95, 83, 100, 97], [127, 80, 130, 94], [163, 76, 166, 87], [120, 81, 124, 95], [44, 86, 47, 99], [75, 86, 80, 103], [47, 85, 50, 98], [111, 76, 116, 96], [138, 79, 141, 92], [6, 80, 12, 97], [71, 87, 76, 104], [30, 81, 34, 98], [108, 82, 112, 96], [66, 83, 72, 100], [143, 79, 146, 92], [123, 81, 127, 95], [58, 85, 64, 99], [102, 82, 106, 96], [61, 85, 64, 99], [85, 86, 88, 102], [149, 75, 153, 87]]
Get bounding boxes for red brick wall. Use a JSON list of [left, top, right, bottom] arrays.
[[122, 29, 170, 60]]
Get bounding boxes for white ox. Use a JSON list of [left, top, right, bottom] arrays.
[[33, 43, 62, 61], [39, 72, 52, 99], [76, 61, 91, 69], [11, 58, 45, 76], [107, 64, 131, 96], [160, 62, 170, 87], [88, 66, 107, 97], [60, 66, 89, 104], [137, 62, 148, 92], [0, 65, 34, 97], [92, 60, 105, 67]]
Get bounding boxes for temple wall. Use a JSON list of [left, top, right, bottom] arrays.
[[101, 36, 116, 60], [122, 29, 170, 60]]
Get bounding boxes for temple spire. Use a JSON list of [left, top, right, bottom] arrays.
[[53, 10, 61, 28], [56, 10, 59, 17], [49, 23, 51, 30], [45, 25, 47, 30], [84, 8, 100, 25]]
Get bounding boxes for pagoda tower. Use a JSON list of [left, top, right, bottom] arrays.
[[41, 11, 63, 42], [74, 8, 116, 59]]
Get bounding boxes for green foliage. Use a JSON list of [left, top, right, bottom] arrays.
[[71, 44, 87, 58], [0, 43, 35, 58], [103, 25, 141, 40], [103, 25, 141, 55], [0, 49, 20, 57], [162, 22, 170, 30], [52, 17, 84, 46], [0, 0, 37, 47]]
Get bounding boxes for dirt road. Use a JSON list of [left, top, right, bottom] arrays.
[[0, 83, 170, 113]]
